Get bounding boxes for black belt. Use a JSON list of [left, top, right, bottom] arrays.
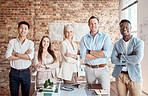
[[11, 67, 29, 72], [121, 71, 128, 74]]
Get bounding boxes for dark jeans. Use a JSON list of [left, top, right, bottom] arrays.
[[9, 68, 30, 96]]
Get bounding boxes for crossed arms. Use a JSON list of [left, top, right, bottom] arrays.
[[7, 49, 32, 60], [60, 43, 79, 64], [5, 41, 34, 61], [85, 50, 105, 61], [111, 40, 144, 65], [80, 35, 111, 62]]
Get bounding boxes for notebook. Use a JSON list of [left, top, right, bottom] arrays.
[[87, 84, 102, 90]]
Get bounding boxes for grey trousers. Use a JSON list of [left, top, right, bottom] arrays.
[[84, 66, 110, 96]]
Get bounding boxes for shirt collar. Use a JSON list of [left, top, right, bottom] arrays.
[[16, 37, 28, 44], [121, 35, 133, 42], [88, 30, 101, 37]]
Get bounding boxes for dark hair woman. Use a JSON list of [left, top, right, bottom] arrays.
[[34, 36, 59, 88]]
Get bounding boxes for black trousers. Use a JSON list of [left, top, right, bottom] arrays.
[[9, 68, 30, 96]]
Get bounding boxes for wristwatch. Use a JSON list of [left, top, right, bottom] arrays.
[[15, 52, 18, 57], [88, 50, 91, 54]]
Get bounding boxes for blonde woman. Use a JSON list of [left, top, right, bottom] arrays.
[[34, 36, 59, 87], [58, 25, 80, 84]]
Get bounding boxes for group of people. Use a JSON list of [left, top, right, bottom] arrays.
[[5, 16, 144, 96]]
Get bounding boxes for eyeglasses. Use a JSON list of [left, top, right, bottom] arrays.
[[120, 26, 131, 30]]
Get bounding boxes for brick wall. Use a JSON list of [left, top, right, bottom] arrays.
[[0, 0, 119, 95]]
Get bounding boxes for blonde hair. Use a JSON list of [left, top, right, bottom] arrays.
[[63, 24, 74, 40]]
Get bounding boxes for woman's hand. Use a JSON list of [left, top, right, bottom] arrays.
[[65, 52, 78, 60], [36, 64, 45, 68], [52, 59, 57, 63], [65, 52, 73, 57]]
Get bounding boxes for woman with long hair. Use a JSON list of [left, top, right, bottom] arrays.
[[58, 25, 80, 84], [34, 36, 59, 87]]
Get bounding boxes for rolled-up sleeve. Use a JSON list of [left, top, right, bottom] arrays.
[[33, 52, 39, 66], [5, 40, 13, 59], [27, 41, 34, 60], [80, 38, 87, 61], [103, 34, 111, 58]]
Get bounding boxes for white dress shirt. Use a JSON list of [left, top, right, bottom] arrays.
[[5, 38, 34, 69], [34, 51, 59, 72]]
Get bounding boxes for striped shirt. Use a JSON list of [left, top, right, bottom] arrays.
[[5, 38, 34, 69]]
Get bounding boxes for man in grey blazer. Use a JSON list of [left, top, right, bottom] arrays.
[[111, 19, 144, 96]]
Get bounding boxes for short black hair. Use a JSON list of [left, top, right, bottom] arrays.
[[119, 19, 131, 25], [88, 16, 99, 24], [18, 21, 30, 29]]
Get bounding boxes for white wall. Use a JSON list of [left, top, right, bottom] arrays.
[[49, 23, 89, 41], [138, 0, 148, 94]]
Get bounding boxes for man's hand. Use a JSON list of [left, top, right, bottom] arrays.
[[117, 54, 122, 59], [12, 49, 32, 56], [12, 50, 15, 56], [130, 51, 137, 55], [86, 48, 104, 58], [86, 50, 90, 54], [80, 60, 85, 65], [25, 49, 32, 54]]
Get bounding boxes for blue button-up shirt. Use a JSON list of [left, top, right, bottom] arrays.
[[80, 32, 111, 65]]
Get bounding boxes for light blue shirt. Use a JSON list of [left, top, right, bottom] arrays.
[[80, 32, 111, 65], [111, 36, 144, 82]]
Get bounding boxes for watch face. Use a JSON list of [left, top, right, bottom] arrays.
[[15, 52, 18, 56]]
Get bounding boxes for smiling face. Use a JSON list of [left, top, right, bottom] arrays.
[[88, 18, 99, 34], [64, 27, 74, 39], [18, 24, 29, 38], [42, 37, 50, 49], [120, 22, 131, 37]]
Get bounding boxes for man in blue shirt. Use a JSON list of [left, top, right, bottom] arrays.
[[111, 19, 144, 96], [80, 16, 111, 95]]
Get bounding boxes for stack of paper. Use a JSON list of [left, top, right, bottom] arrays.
[[95, 89, 108, 95]]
